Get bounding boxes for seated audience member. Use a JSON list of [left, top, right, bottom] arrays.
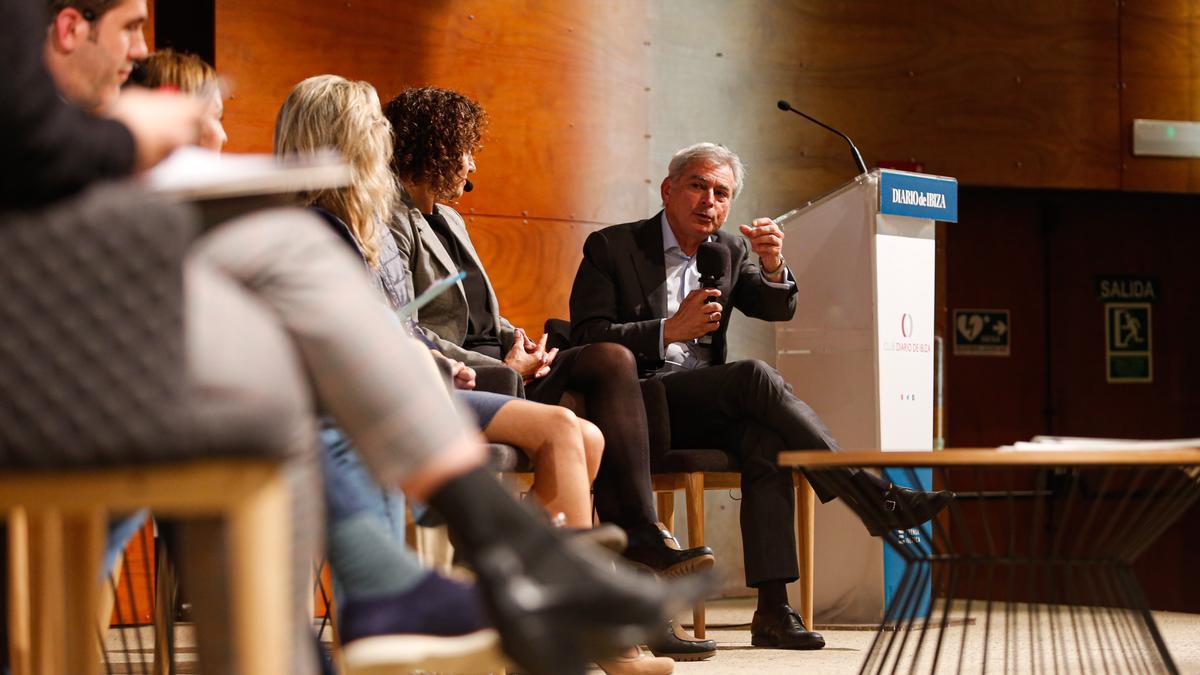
[[569, 141, 955, 651], [4, 1, 707, 673], [276, 75, 675, 673], [129, 47, 228, 151], [383, 87, 712, 577]]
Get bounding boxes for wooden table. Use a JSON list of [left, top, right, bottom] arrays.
[[780, 448, 1200, 675]]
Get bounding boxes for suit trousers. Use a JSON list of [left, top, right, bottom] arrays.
[[658, 358, 838, 587]]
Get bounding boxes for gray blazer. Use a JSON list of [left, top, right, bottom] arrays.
[[388, 189, 517, 368]]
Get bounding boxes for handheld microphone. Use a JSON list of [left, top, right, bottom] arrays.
[[696, 241, 730, 294], [695, 241, 730, 345], [463, 179, 474, 193], [777, 99, 867, 176]]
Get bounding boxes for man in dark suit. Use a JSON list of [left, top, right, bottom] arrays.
[[570, 142, 952, 651]]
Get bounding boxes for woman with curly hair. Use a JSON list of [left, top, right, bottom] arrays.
[[384, 88, 718, 661]]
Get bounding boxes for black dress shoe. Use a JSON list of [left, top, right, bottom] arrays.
[[861, 483, 955, 536], [623, 523, 715, 578], [648, 620, 716, 661], [750, 607, 825, 650]]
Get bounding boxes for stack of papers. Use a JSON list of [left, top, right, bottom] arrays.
[[1000, 436, 1200, 452]]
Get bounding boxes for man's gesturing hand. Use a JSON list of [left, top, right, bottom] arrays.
[[663, 289, 722, 345], [109, 88, 205, 171], [739, 217, 786, 280]]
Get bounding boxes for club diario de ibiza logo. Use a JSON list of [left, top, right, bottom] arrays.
[[883, 312, 930, 354]]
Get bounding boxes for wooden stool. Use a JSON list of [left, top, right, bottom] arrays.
[[2, 459, 291, 675]]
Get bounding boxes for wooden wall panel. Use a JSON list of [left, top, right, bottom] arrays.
[[213, 0, 649, 331], [464, 215, 600, 335], [144, 0, 153, 51], [784, 1, 1121, 193], [110, 521, 155, 626], [164, 1, 1200, 201], [649, 1, 1123, 202], [650, 1, 1200, 198], [1120, 1, 1200, 192]]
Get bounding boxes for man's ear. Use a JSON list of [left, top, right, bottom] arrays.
[[49, 8, 89, 53], [660, 175, 673, 206]]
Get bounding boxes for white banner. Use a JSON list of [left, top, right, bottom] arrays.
[[875, 230, 935, 452]]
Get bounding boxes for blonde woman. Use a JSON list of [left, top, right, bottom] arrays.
[[130, 48, 227, 151], [275, 75, 605, 530]]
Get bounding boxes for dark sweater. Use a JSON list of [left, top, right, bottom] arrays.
[[0, 0, 137, 211]]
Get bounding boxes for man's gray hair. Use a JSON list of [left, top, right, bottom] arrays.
[[666, 142, 746, 200]]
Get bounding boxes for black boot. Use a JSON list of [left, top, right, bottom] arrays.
[[623, 521, 715, 578], [430, 468, 714, 675], [839, 472, 955, 537]]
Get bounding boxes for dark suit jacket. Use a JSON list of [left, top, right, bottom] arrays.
[[0, 0, 136, 211], [569, 211, 798, 375]]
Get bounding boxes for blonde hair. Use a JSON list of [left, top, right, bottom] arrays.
[[274, 75, 396, 268], [137, 49, 217, 95]]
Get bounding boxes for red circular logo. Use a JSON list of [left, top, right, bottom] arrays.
[[900, 313, 913, 338]]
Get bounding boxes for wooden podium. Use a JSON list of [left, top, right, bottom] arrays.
[[775, 168, 957, 623]]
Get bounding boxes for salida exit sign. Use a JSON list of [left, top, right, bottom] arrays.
[[1097, 276, 1156, 383]]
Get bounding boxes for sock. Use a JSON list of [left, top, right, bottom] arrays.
[[626, 520, 667, 548], [755, 580, 790, 614], [854, 468, 891, 492], [327, 512, 426, 598]]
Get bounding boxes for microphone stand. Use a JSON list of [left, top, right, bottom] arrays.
[[777, 100, 868, 175]]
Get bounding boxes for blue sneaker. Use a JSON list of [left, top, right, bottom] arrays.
[[339, 572, 506, 674]]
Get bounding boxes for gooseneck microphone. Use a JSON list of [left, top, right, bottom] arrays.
[[695, 241, 731, 345], [463, 179, 474, 193], [777, 99, 868, 176]]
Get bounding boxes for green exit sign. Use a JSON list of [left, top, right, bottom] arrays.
[[1105, 304, 1152, 383]]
